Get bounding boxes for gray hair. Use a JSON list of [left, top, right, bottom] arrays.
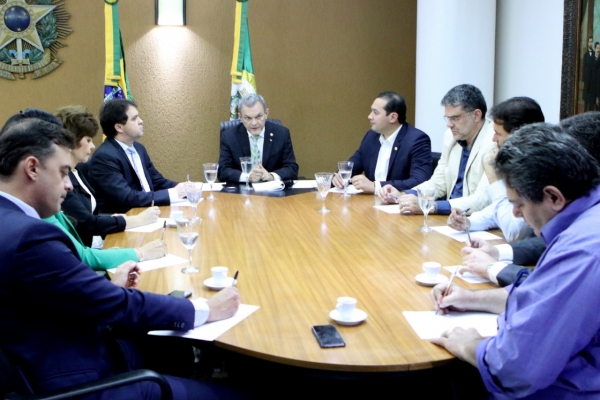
[[441, 84, 487, 117], [238, 93, 267, 112], [495, 122, 600, 202]]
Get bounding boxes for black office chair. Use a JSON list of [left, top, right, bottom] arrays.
[[0, 347, 173, 400], [219, 118, 282, 134], [431, 152, 442, 174]]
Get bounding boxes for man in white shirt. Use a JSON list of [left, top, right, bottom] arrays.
[[88, 99, 187, 213], [332, 91, 432, 194], [447, 97, 544, 242]]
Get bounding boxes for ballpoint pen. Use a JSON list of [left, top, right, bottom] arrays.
[[160, 220, 166, 240], [459, 208, 472, 245], [151, 192, 155, 207], [436, 267, 458, 315], [232, 270, 239, 286]]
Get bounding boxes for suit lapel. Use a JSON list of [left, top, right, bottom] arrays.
[[464, 120, 488, 173], [134, 143, 154, 191], [262, 122, 273, 168], [387, 124, 408, 178], [236, 124, 252, 158]]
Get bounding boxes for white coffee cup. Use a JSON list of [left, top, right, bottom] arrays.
[[422, 262, 441, 279], [170, 210, 184, 221], [336, 297, 357, 320], [211, 266, 228, 286]]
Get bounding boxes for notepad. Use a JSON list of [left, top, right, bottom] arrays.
[[431, 226, 503, 242], [106, 253, 188, 274], [252, 181, 285, 191], [329, 184, 363, 194], [443, 266, 492, 284], [403, 311, 498, 340], [125, 218, 169, 233], [149, 304, 260, 341]]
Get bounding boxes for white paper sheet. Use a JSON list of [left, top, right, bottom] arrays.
[[125, 218, 169, 233], [169, 198, 194, 207], [402, 311, 498, 340], [292, 180, 317, 189], [149, 304, 260, 341], [203, 183, 224, 192], [430, 226, 503, 242], [329, 184, 363, 194], [443, 266, 491, 284], [252, 181, 285, 192], [373, 205, 401, 214], [107, 253, 188, 274]]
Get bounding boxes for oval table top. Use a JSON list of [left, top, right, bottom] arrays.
[[104, 190, 500, 372]]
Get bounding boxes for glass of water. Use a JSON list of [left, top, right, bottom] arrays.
[[240, 156, 253, 191], [176, 217, 201, 274], [185, 181, 203, 216], [337, 161, 354, 198], [203, 163, 218, 200], [315, 172, 334, 213], [417, 187, 437, 233]]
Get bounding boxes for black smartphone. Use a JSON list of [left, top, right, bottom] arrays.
[[312, 325, 345, 348], [168, 290, 192, 299]]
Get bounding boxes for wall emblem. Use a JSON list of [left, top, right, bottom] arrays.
[[0, 0, 72, 80]]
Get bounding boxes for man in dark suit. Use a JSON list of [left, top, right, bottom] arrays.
[[218, 93, 298, 183], [88, 99, 186, 213], [0, 118, 240, 399], [583, 36, 596, 111], [332, 91, 432, 194]]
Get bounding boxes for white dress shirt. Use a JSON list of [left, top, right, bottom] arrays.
[[373, 126, 401, 194], [115, 139, 179, 202], [239, 128, 281, 182]]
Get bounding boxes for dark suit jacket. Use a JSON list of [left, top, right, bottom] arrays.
[[0, 196, 194, 395], [61, 168, 126, 247], [496, 236, 546, 287], [348, 123, 432, 191], [217, 121, 299, 183], [88, 138, 178, 213]]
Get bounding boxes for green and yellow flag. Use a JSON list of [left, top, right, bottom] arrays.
[[104, 0, 132, 102], [230, 0, 256, 119]]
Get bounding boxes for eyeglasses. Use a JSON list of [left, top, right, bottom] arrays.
[[443, 111, 473, 123]]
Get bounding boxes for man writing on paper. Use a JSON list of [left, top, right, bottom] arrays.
[[430, 123, 600, 398], [0, 118, 241, 399], [379, 84, 496, 214], [457, 111, 600, 286], [447, 97, 544, 242], [89, 99, 187, 213], [218, 93, 298, 184], [331, 91, 432, 194]]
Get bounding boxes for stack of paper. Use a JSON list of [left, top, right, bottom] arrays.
[[252, 181, 285, 192], [403, 311, 499, 340]]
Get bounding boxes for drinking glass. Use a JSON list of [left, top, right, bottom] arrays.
[[315, 172, 334, 213], [337, 161, 354, 198], [176, 217, 201, 274], [203, 163, 219, 200], [185, 181, 203, 216], [417, 187, 437, 233], [240, 156, 253, 191]]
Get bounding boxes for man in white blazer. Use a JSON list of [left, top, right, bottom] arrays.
[[379, 84, 496, 215]]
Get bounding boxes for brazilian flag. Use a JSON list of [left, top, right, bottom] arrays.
[[104, 0, 132, 102], [230, 0, 256, 120]]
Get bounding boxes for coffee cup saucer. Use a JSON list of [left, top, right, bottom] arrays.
[[329, 309, 368, 326], [203, 277, 235, 290], [415, 273, 448, 287]]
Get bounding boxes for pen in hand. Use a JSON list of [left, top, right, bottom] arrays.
[[436, 268, 458, 315], [232, 270, 239, 286], [161, 220, 166, 241], [459, 208, 471, 245]]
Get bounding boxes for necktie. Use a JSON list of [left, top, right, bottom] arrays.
[[126, 147, 151, 192], [251, 135, 260, 166]]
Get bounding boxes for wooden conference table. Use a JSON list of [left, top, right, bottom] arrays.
[[104, 188, 498, 373]]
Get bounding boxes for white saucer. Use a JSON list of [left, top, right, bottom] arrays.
[[415, 273, 448, 287], [203, 277, 235, 290], [329, 309, 367, 326]]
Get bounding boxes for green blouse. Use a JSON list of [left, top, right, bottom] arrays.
[[43, 212, 138, 271]]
